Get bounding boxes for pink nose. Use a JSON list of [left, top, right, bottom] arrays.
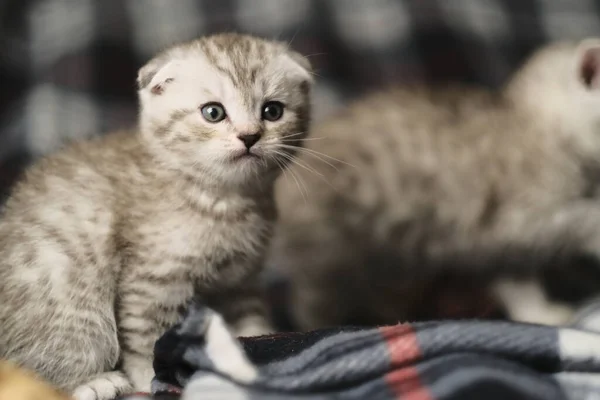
[[237, 133, 261, 149]]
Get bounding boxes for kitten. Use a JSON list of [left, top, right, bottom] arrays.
[[270, 38, 600, 331], [0, 32, 312, 400]]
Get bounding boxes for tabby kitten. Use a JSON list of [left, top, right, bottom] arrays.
[[270, 39, 600, 330], [0, 33, 312, 400]]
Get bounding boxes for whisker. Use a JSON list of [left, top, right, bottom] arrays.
[[273, 156, 289, 182], [273, 154, 307, 203], [273, 150, 324, 178], [293, 146, 355, 167], [276, 143, 356, 170], [303, 52, 328, 58], [287, 27, 301, 48], [287, 162, 309, 202], [279, 136, 328, 142], [279, 131, 308, 140], [272, 150, 339, 193], [286, 146, 339, 172], [309, 70, 323, 79]]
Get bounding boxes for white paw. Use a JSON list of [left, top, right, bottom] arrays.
[[72, 371, 132, 400], [121, 354, 155, 393]]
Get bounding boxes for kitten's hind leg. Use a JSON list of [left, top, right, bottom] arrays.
[[72, 371, 132, 400]]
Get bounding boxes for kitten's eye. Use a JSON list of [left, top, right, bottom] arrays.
[[261, 101, 284, 122], [201, 103, 227, 123]]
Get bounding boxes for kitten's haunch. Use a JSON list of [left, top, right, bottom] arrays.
[[0, 32, 312, 400]]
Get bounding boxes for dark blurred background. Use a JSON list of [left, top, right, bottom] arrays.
[[2, 0, 600, 202]]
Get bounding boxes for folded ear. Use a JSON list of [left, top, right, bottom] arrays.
[[137, 55, 174, 94], [577, 38, 600, 90], [287, 50, 314, 82]]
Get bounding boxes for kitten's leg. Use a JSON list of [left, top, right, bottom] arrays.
[[492, 279, 576, 326], [204, 278, 274, 337], [118, 292, 162, 393], [72, 371, 132, 400], [120, 354, 155, 394], [117, 267, 190, 393]]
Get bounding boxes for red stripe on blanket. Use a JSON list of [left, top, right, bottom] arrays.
[[380, 325, 434, 400]]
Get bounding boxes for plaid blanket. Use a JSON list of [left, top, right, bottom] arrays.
[[117, 301, 600, 400]]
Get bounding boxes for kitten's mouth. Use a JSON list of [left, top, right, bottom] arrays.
[[230, 149, 261, 162]]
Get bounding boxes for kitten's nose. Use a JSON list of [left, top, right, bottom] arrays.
[[237, 133, 261, 150]]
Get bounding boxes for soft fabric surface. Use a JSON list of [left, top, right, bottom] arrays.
[[117, 301, 600, 400]]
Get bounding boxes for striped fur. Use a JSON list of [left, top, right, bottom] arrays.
[[270, 39, 600, 330], [0, 32, 312, 400]]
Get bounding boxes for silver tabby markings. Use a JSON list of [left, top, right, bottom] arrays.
[[0, 32, 312, 400], [270, 38, 600, 330]]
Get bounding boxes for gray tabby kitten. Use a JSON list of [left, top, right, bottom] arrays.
[[0, 33, 312, 400], [270, 38, 600, 331]]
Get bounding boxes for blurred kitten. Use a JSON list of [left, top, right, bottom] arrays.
[[270, 38, 600, 330]]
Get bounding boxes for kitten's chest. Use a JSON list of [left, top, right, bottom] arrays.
[[135, 205, 273, 281], [146, 211, 267, 251]]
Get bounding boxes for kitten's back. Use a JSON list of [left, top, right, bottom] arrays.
[[276, 85, 575, 238], [270, 83, 586, 329]]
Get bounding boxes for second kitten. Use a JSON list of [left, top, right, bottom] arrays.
[[270, 39, 600, 330]]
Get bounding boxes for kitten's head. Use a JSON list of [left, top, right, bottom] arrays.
[[137, 33, 312, 187], [505, 38, 600, 143]]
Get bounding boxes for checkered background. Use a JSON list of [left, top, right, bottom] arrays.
[[1, 0, 600, 201]]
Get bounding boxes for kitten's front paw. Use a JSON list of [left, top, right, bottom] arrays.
[[72, 371, 132, 400], [121, 354, 155, 393]]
